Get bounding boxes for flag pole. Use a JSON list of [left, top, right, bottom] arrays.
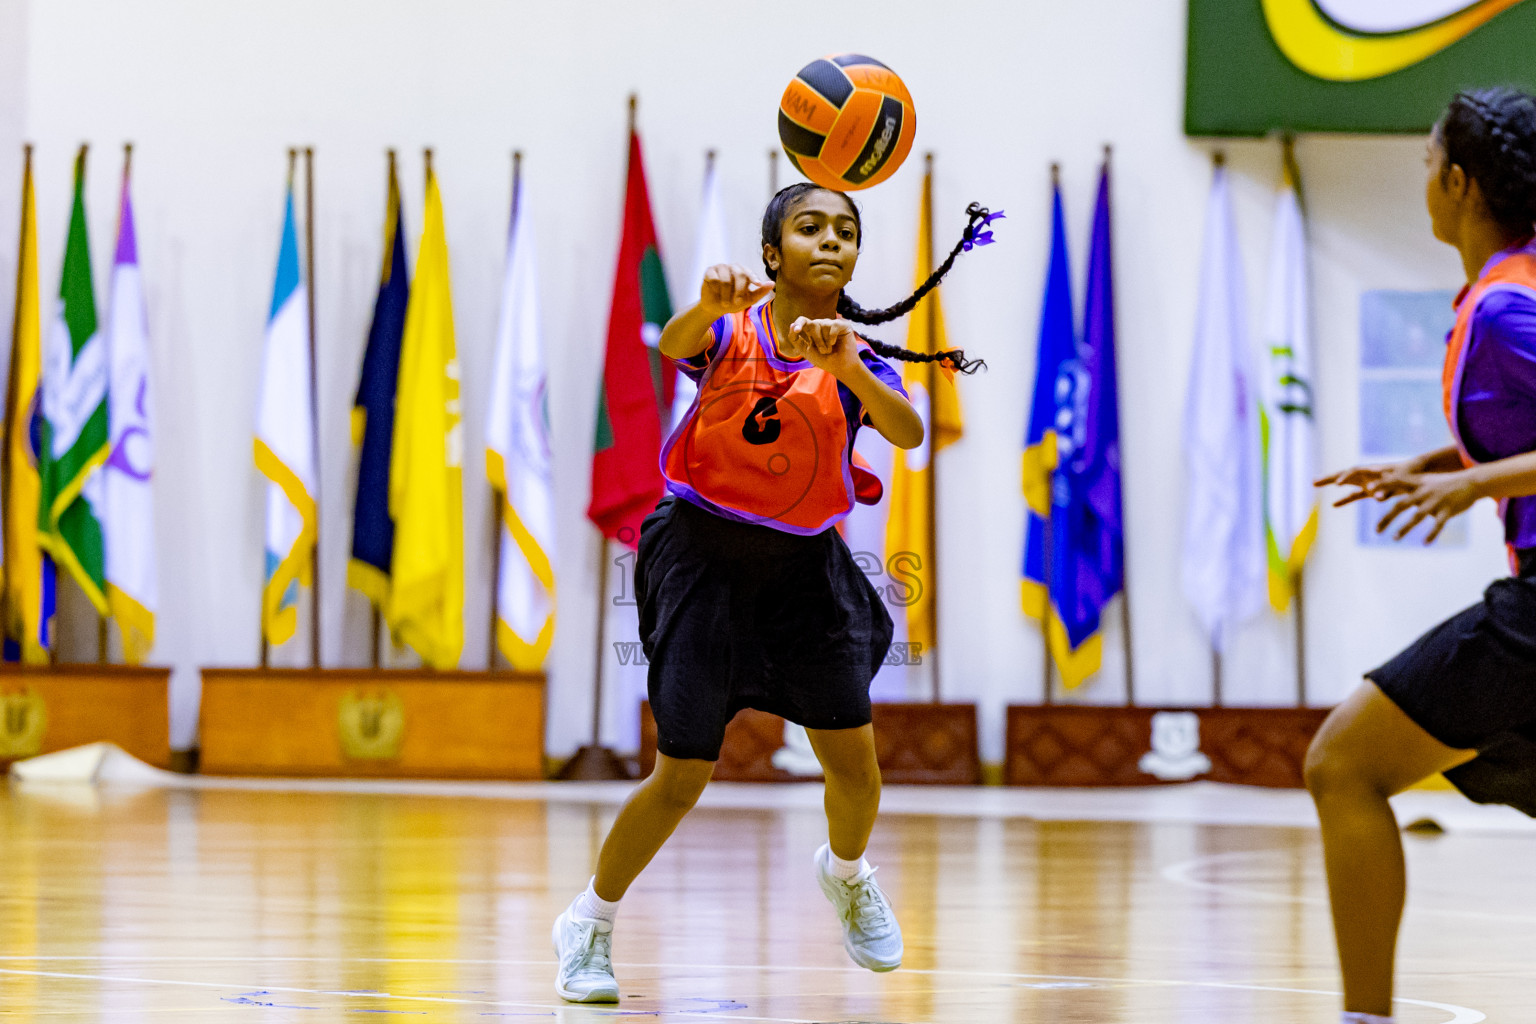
[[1099, 143, 1137, 707], [556, 534, 630, 779], [1281, 132, 1310, 709], [487, 150, 523, 673], [1210, 148, 1227, 710], [559, 100, 637, 780], [98, 142, 137, 665], [303, 146, 321, 670], [262, 149, 298, 671], [591, 540, 608, 746], [485, 488, 503, 672], [2, 144, 31, 656], [1295, 570, 1308, 706], [1039, 162, 1061, 707], [369, 148, 400, 671], [923, 152, 941, 704]]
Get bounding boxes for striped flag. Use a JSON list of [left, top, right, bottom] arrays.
[[385, 165, 463, 669], [671, 155, 730, 427], [3, 149, 53, 664], [1182, 161, 1266, 648], [1260, 145, 1318, 611], [254, 169, 317, 647], [486, 166, 556, 670], [102, 152, 158, 663], [886, 166, 963, 656], [348, 155, 409, 609], [39, 147, 111, 614]]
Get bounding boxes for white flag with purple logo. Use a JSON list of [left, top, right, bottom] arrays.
[[103, 160, 157, 663], [1182, 163, 1267, 649]]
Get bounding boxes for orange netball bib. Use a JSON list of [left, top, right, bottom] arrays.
[[662, 302, 886, 534]]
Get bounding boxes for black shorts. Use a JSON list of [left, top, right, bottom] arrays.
[[1369, 550, 1536, 817], [635, 496, 894, 762]]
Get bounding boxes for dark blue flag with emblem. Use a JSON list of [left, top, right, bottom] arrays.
[[348, 153, 409, 607], [1021, 165, 1124, 689]]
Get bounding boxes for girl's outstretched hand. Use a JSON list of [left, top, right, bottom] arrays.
[[1372, 469, 1483, 543], [1314, 461, 1420, 507], [701, 264, 773, 317], [788, 317, 863, 377]]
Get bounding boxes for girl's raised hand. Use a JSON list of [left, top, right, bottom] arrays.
[[701, 264, 773, 316], [789, 317, 862, 376]]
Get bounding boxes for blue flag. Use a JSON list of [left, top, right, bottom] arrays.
[[348, 158, 410, 607], [1067, 162, 1126, 660], [1022, 167, 1125, 689], [1021, 182, 1075, 655]]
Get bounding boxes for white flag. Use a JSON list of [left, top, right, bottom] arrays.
[[103, 162, 158, 663], [254, 181, 317, 647], [1260, 155, 1318, 612], [486, 172, 555, 670], [671, 157, 732, 427], [1182, 164, 1266, 650]]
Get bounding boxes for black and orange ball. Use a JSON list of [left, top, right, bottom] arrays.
[[778, 54, 916, 192]]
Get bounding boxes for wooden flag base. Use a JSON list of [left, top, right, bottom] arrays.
[[199, 667, 544, 779], [555, 744, 634, 781], [1004, 705, 1330, 788], [0, 665, 171, 769]]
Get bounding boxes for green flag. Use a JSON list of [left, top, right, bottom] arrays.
[[39, 147, 110, 612]]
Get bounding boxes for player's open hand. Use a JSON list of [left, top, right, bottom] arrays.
[[701, 264, 772, 317], [1315, 461, 1420, 507], [1373, 469, 1483, 543]]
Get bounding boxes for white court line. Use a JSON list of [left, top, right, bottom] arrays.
[[1162, 848, 1536, 925], [0, 957, 1486, 1023]]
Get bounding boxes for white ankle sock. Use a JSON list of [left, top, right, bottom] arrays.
[[1341, 1013, 1394, 1024], [828, 850, 869, 881], [572, 879, 620, 924]]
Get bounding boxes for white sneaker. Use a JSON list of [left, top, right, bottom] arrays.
[[814, 843, 903, 972], [551, 906, 620, 1003]]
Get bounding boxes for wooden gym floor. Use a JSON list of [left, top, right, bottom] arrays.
[[0, 778, 1531, 1022]]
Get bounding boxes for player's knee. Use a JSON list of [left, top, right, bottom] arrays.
[[825, 756, 881, 800], [1304, 735, 1377, 800], [648, 760, 714, 810]]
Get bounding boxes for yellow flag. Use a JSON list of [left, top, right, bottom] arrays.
[[384, 168, 463, 669], [884, 168, 963, 653], [3, 151, 49, 665]]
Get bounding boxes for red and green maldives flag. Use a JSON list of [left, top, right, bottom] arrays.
[[588, 126, 674, 548]]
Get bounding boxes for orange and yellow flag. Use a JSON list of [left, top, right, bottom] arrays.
[[884, 167, 963, 655]]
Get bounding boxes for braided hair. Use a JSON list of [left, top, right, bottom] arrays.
[[759, 183, 1000, 375], [1438, 87, 1536, 239]]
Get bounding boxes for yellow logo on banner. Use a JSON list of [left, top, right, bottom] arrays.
[[338, 689, 405, 761], [0, 688, 48, 759], [1263, 0, 1529, 81]]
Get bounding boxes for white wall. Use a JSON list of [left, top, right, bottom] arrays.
[[6, 0, 1505, 760], [0, 0, 25, 382]]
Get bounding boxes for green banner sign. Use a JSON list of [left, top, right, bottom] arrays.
[[1187, 0, 1536, 136]]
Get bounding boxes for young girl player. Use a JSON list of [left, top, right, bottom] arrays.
[[1314, 87, 1536, 1024], [551, 183, 996, 1003]]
